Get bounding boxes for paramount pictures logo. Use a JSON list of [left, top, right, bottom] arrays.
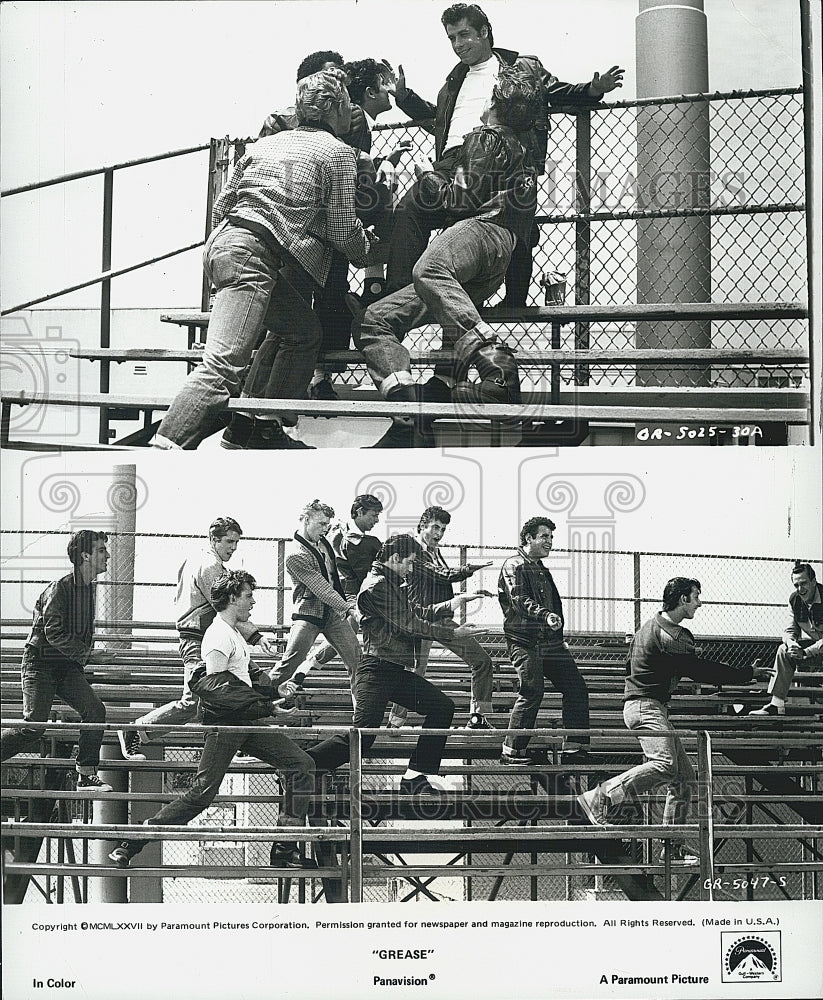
[[721, 932, 781, 983]]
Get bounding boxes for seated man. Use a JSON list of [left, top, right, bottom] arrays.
[[153, 71, 374, 450], [109, 571, 314, 869], [307, 534, 472, 796], [352, 66, 539, 448], [751, 562, 822, 716]]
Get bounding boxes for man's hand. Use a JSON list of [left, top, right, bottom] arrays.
[[384, 139, 413, 168], [278, 680, 298, 699], [413, 154, 435, 178], [787, 643, 807, 661], [451, 591, 487, 609], [453, 623, 491, 639], [388, 63, 408, 104], [466, 560, 493, 574], [256, 635, 278, 655], [545, 612, 563, 631], [589, 65, 625, 97]]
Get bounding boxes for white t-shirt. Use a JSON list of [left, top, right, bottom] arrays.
[[443, 56, 499, 154], [202, 616, 252, 687]]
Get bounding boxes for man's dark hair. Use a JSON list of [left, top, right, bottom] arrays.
[[792, 562, 816, 581], [67, 530, 108, 567], [296, 50, 344, 82], [345, 58, 390, 106], [441, 3, 494, 47], [662, 577, 701, 611], [211, 569, 256, 610], [209, 516, 243, 541], [490, 66, 542, 131], [519, 517, 555, 546], [351, 494, 384, 520], [379, 534, 423, 562], [418, 506, 452, 532]]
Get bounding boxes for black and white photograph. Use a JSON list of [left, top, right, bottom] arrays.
[[1, 2, 821, 999]]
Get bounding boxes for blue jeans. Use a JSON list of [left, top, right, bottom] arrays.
[[503, 641, 590, 753], [144, 725, 314, 828], [308, 656, 455, 776], [388, 625, 494, 726], [134, 637, 202, 739], [156, 222, 321, 448], [272, 617, 361, 694], [356, 219, 515, 394], [604, 698, 695, 826], [1, 649, 106, 771]]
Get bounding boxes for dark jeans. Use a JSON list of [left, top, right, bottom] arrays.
[[313, 250, 352, 374], [144, 726, 314, 828], [385, 149, 534, 306], [308, 656, 455, 776], [503, 641, 590, 753], [1, 649, 105, 770]]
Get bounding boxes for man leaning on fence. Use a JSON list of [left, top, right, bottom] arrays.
[[109, 570, 314, 870], [152, 71, 375, 451], [385, 3, 623, 305], [1, 530, 113, 794], [751, 561, 823, 716], [576, 577, 754, 865], [118, 516, 278, 760]]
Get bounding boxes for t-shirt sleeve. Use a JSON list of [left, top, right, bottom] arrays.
[[201, 623, 235, 661]]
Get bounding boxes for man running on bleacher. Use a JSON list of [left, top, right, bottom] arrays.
[[1, 530, 113, 794], [118, 516, 278, 760], [751, 561, 822, 716], [576, 577, 754, 865]]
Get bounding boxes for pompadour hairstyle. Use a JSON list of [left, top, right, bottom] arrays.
[[211, 569, 257, 611], [441, 3, 494, 47], [418, 506, 451, 532], [378, 533, 423, 562], [519, 517, 556, 546], [351, 494, 384, 519], [209, 516, 243, 541], [662, 577, 701, 611], [295, 71, 349, 126], [67, 530, 108, 568]]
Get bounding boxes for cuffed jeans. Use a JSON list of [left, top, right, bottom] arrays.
[[144, 725, 314, 828], [768, 639, 822, 700], [356, 219, 514, 394], [134, 637, 202, 739], [388, 624, 493, 726], [307, 656, 455, 776], [156, 221, 321, 448], [385, 149, 533, 306], [603, 698, 695, 826], [503, 641, 590, 753], [1, 649, 105, 771], [273, 617, 361, 694]]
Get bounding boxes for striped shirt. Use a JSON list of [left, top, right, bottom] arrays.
[[212, 126, 372, 285]]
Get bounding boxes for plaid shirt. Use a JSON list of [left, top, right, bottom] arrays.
[[212, 126, 372, 285]]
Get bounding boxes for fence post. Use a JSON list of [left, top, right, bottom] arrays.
[[98, 168, 114, 444], [800, 0, 820, 445], [349, 726, 363, 903], [633, 552, 642, 631], [276, 540, 286, 634], [458, 545, 468, 625], [200, 139, 218, 313], [697, 730, 715, 901], [575, 111, 591, 387]]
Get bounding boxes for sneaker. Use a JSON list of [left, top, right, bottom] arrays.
[[310, 379, 339, 401], [221, 414, 254, 450], [466, 712, 494, 730], [270, 842, 319, 869], [659, 842, 699, 866], [75, 773, 113, 795], [118, 728, 146, 761], [246, 422, 314, 450], [576, 784, 609, 826], [399, 775, 438, 795], [749, 703, 785, 716], [499, 747, 548, 766], [420, 376, 453, 403]]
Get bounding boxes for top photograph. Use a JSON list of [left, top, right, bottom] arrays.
[[1, 0, 818, 450]]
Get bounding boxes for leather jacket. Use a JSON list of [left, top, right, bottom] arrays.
[[189, 661, 278, 725]]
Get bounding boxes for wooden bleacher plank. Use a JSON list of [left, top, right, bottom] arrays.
[[160, 301, 809, 328]]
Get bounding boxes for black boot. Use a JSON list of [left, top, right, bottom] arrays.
[[247, 420, 314, 449]]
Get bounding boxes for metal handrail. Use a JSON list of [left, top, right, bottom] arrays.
[[0, 142, 210, 198]]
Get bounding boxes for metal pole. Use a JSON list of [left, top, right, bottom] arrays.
[[349, 727, 363, 903], [800, 0, 821, 444], [201, 139, 218, 313], [633, 552, 642, 631], [575, 112, 591, 387], [98, 169, 114, 444], [697, 730, 715, 901]]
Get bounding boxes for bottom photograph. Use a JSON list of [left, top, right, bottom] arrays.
[[1, 447, 821, 911]]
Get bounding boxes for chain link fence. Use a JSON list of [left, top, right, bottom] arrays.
[[223, 88, 807, 394]]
